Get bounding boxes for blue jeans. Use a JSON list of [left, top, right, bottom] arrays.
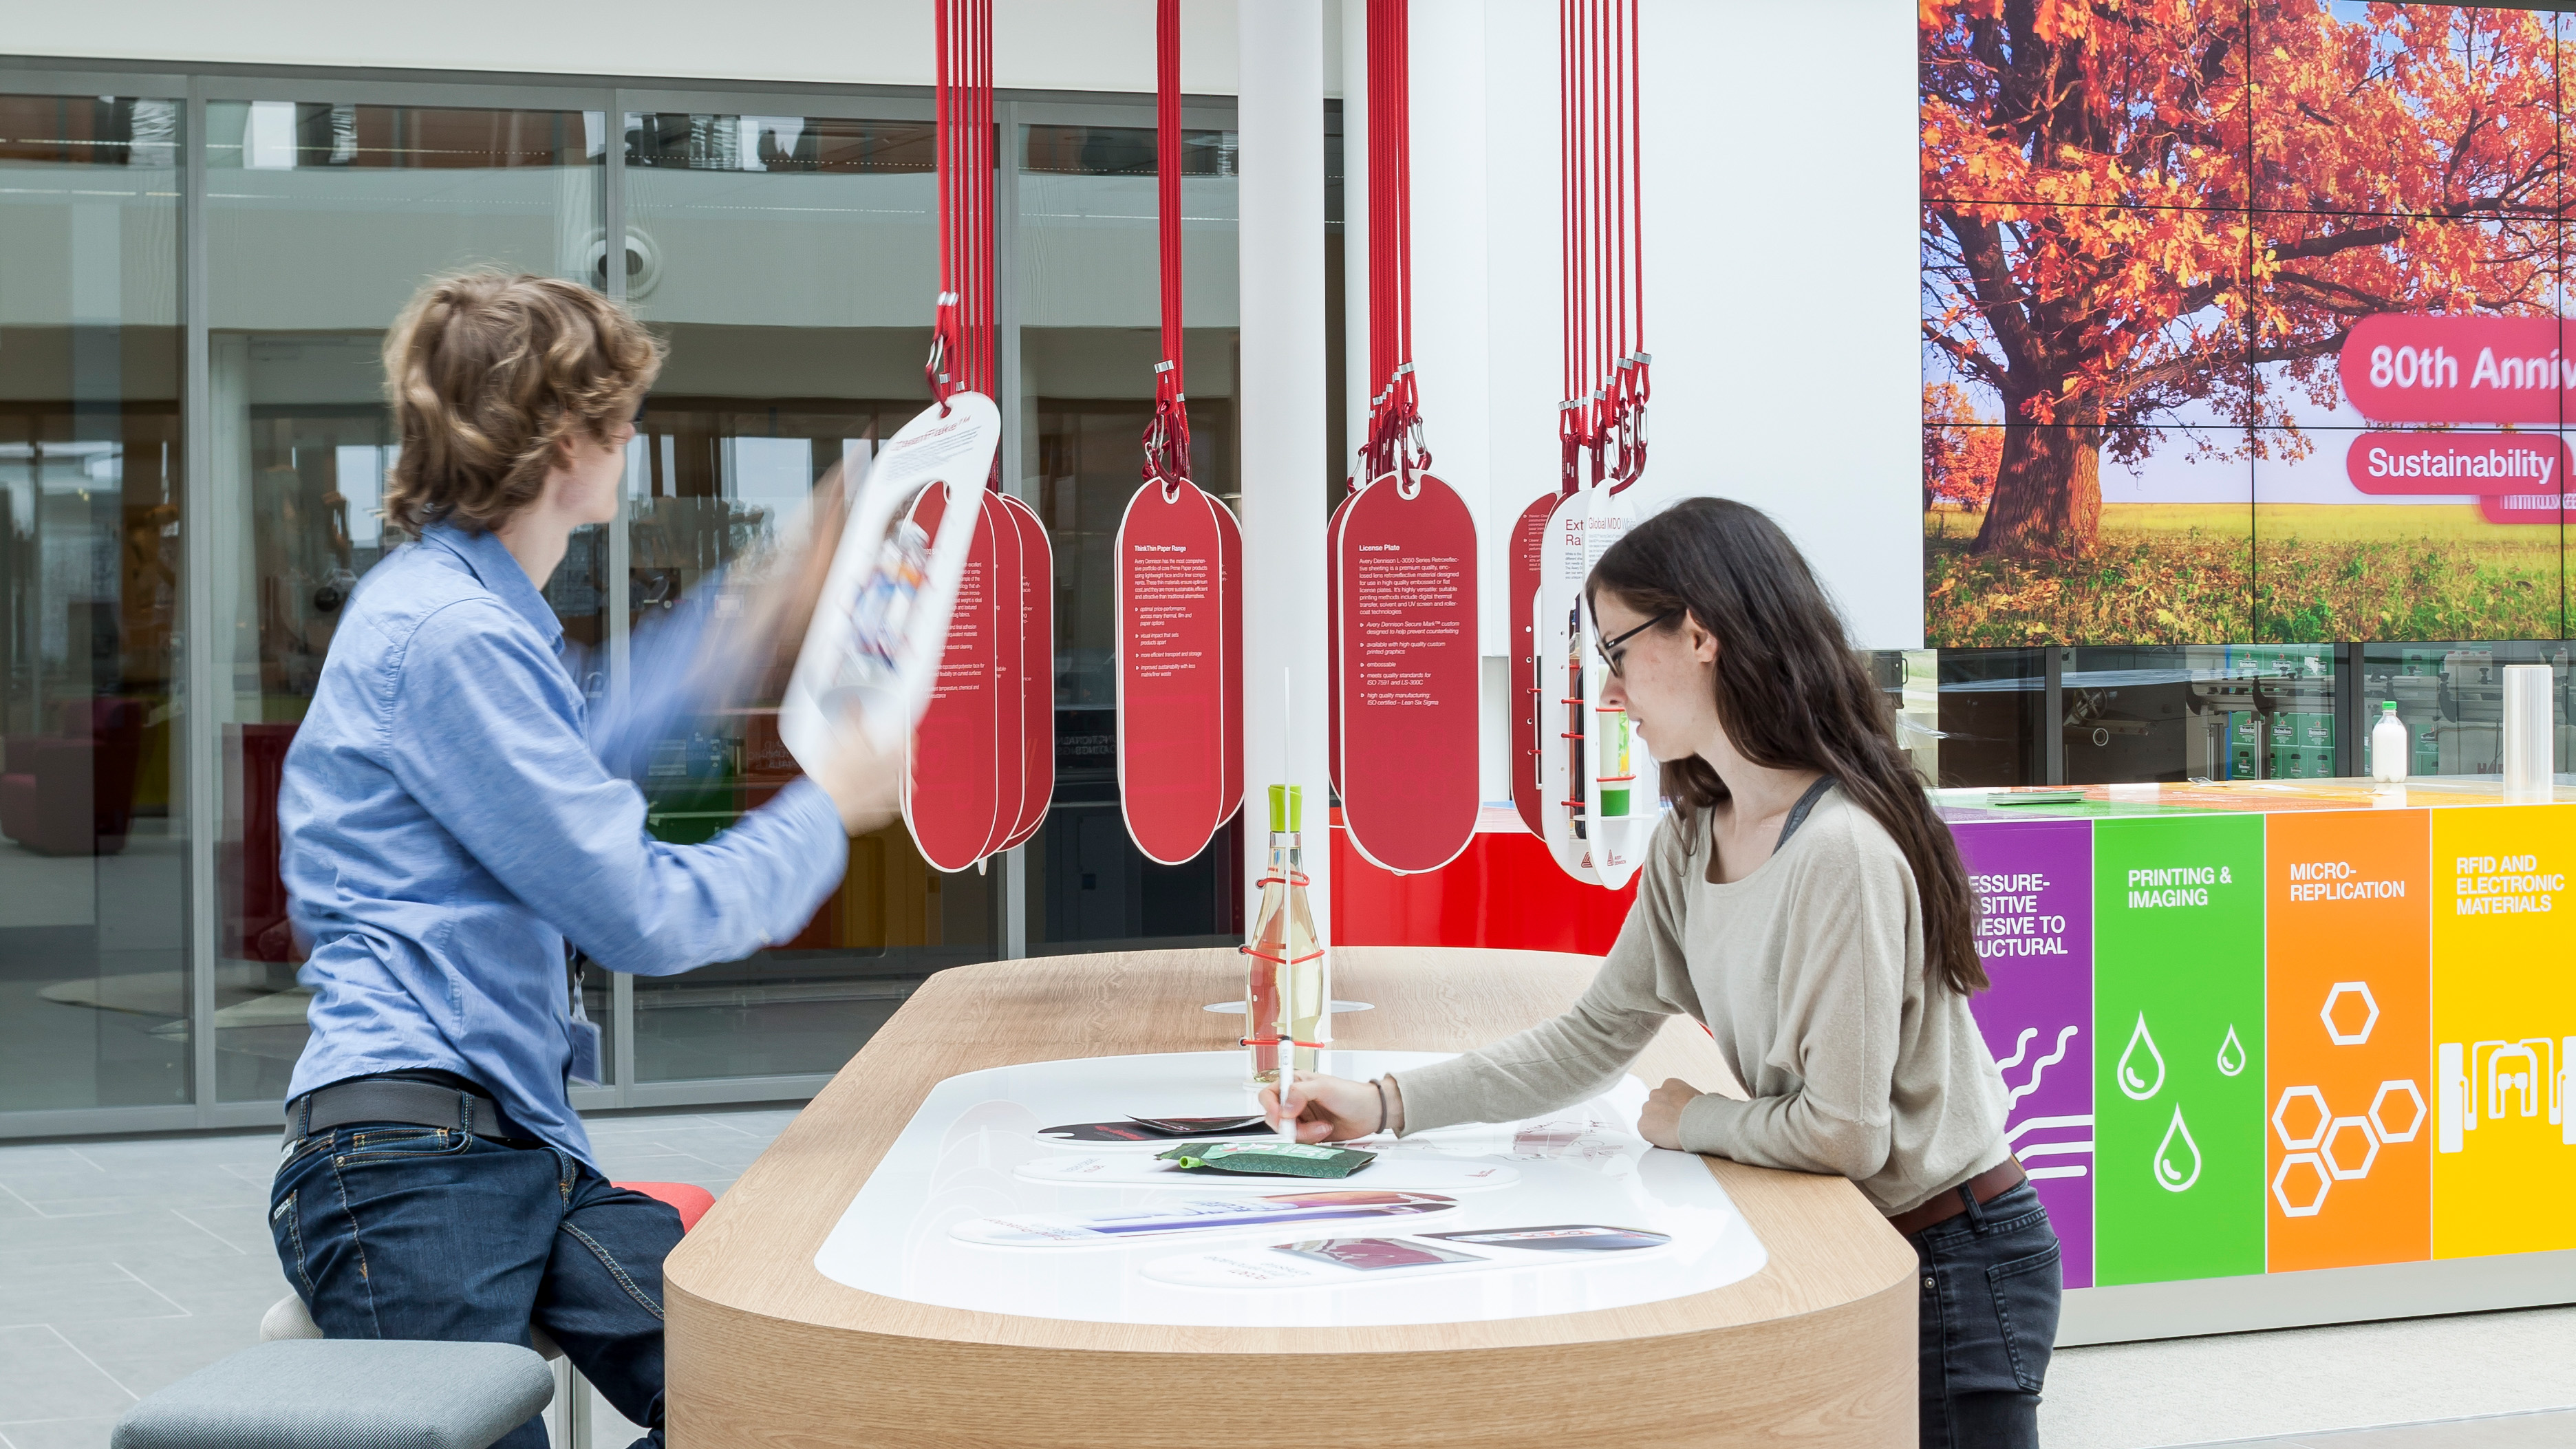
[[268, 1123, 683, 1449], [1909, 1179, 2062, 1449]]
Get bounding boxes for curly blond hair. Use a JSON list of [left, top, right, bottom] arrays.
[[379, 270, 664, 536]]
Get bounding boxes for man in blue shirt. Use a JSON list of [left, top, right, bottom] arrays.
[[268, 271, 892, 1449]]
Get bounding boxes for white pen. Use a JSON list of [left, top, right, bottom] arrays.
[[1276, 1066, 1301, 1144]]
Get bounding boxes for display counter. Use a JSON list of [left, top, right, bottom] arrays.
[[1937, 777, 2576, 1340], [663, 947, 1919, 1448]]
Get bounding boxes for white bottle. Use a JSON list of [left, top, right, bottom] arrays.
[[2370, 700, 2410, 784]]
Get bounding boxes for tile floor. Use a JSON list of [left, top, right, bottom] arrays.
[[0, 1110, 2567, 1449]]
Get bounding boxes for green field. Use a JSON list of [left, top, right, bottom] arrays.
[[1925, 504, 2564, 645]]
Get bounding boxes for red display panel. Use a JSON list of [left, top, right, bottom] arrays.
[[1116, 479, 1236, 863], [995, 491, 1054, 852], [1505, 491, 1554, 839], [1331, 473, 1480, 874], [1324, 491, 1352, 797], [1214, 493, 1244, 829], [906, 484, 1007, 872]]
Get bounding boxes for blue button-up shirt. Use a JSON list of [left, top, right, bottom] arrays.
[[279, 524, 847, 1166]]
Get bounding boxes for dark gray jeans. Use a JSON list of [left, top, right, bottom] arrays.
[[1909, 1179, 2063, 1448]]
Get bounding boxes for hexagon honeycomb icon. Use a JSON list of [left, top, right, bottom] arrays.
[[2321, 1116, 2381, 1180], [2369, 1080, 2426, 1144], [2268, 1079, 2423, 1218], [2273, 1085, 2330, 1150], [2321, 982, 2380, 1046], [2272, 1152, 2331, 1217]]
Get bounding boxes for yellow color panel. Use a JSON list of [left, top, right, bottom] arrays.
[[2429, 804, 2576, 1259]]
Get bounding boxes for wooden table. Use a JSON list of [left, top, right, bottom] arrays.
[[665, 947, 1918, 1447]]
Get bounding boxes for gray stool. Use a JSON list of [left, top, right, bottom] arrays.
[[262, 1291, 592, 1447], [111, 1338, 551, 1448]]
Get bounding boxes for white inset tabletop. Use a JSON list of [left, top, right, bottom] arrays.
[[811, 1049, 1767, 1327]]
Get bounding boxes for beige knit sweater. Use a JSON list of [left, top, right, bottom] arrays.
[[1392, 788, 2011, 1216]]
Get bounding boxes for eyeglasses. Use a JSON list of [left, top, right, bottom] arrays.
[[1594, 609, 1679, 678]]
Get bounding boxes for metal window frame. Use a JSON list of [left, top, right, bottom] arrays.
[[0, 57, 1241, 1141]]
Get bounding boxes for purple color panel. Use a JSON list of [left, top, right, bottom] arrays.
[[1953, 817, 2096, 1288]]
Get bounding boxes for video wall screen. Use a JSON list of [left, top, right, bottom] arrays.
[[1922, 2, 2573, 646]]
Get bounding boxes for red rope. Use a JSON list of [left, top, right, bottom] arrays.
[[1141, 0, 1193, 493], [930, 0, 996, 405], [1559, 0, 1646, 495], [1360, 0, 1424, 489]]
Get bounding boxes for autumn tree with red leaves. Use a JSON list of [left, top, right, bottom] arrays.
[[1922, 0, 2564, 560]]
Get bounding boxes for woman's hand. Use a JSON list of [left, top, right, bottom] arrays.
[[1260, 1071, 1387, 1143], [1638, 1077, 1701, 1151]]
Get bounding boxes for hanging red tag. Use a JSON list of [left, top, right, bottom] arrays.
[[905, 483, 1007, 872], [1324, 491, 1353, 797], [1506, 491, 1554, 839], [1116, 480, 1232, 863], [1213, 494, 1244, 830], [994, 490, 1053, 852], [980, 486, 1029, 863], [1333, 471, 1480, 874]]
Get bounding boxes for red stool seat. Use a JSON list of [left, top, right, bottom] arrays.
[[615, 1181, 716, 1233]]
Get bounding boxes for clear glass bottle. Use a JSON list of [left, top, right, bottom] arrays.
[[1243, 784, 1326, 1086]]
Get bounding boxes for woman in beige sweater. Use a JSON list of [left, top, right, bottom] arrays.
[[1269, 497, 2059, 1448]]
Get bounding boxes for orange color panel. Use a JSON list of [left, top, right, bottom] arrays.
[[2264, 808, 2431, 1272]]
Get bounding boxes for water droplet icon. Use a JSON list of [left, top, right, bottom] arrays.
[[2118, 1013, 2167, 1102], [2154, 1104, 2202, 1193], [2215, 1024, 2246, 1077]]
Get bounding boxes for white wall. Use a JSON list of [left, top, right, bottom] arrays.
[[1403, 0, 1922, 654], [3, 1, 1245, 94]]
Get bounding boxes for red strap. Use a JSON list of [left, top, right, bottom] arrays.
[[1559, 0, 1646, 495], [1141, 0, 1193, 493], [931, 0, 996, 405], [1360, 0, 1425, 491]]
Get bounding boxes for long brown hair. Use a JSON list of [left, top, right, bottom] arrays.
[[1588, 497, 1987, 994]]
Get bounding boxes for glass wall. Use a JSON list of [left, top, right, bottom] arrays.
[[619, 107, 996, 1083], [1018, 112, 1244, 953], [0, 94, 189, 1117], [204, 98, 609, 1101], [1913, 642, 2576, 790]]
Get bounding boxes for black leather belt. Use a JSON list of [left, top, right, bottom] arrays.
[[1887, 1156, 2029, 1237], [284, 1077, 511, 1144]]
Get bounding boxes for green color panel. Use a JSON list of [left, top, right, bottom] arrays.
[[2092, 814, 2267, 1285]]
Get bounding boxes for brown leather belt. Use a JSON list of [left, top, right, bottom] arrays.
[[1886, 1157, 2028, 1238]]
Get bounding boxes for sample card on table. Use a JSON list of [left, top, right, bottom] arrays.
[[1955, 818, 2096, 1288], [2429, 803, 2576, 1260], [2091, 814, 2267, 1285], [2262, 807, 2431, 1272]]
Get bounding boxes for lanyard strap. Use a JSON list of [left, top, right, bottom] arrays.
[[929, 0, 996, 405], [1360, 0, 1426, 491], [1559, 0, 1649, 497], [1141, 0, 1194, 494]]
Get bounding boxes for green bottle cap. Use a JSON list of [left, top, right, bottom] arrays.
[[2381, 700, 2398, 714], [1267, 783, 1302, 832]]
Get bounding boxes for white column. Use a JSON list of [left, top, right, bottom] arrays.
[[1340, 0, 1371, 459], [1238, 0, 1331, 937]]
